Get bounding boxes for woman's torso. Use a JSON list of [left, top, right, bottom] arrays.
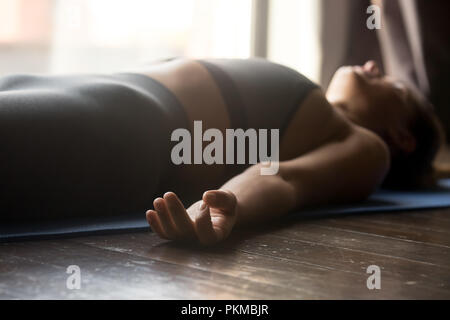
[[138, 58, 346, 199]]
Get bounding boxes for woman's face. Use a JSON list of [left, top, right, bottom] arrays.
[[326, 61, 414, 136]]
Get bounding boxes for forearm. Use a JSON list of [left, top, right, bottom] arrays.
[[218, 128, 389, 228], [219, 164, 298, 227]]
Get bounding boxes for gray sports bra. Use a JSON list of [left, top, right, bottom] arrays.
[[197, 58, 319, 136]]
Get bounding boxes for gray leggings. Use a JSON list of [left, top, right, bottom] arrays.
[[0, 73, 187, 221]]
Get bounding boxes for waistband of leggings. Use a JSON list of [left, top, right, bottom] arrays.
[[114, 72, 190, 133]]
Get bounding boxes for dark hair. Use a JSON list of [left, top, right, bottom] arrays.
[[381, 90, 445, 189]]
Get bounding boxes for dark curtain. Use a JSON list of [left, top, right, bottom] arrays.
[[320, 0, 383, 88]]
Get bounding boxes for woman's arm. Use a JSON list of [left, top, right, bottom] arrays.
[[146, 126, 390, 245], [228, 126, 390, 227]]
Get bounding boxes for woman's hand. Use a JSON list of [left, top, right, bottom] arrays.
[[146, 190, 237, 246]]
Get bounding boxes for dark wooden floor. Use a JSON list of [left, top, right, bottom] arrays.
[[1, 207, 449, 299], [1, 148, 449, 299]]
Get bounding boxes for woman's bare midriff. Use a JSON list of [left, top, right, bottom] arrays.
[[137, 59, 232, 196]]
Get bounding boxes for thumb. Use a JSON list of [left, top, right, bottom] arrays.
[[202, 190, 237, 212], [194, 202, 218, 245]]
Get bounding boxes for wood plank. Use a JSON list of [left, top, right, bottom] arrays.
[[265, 221, 450, 268], [410, 210, 450, 223], [74, 230, 450, 299], [311, 213, 450, 247], [233, 230, 449, 295], [0, 239, 303, 299], [347, 210, 450, 233], [72, 232, 385, 299]]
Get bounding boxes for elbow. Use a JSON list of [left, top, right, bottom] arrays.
[[354, 128, 391, 200]]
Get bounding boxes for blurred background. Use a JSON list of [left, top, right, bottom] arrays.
[[0, 0, 321, 80], [0, 0, 449, 136]]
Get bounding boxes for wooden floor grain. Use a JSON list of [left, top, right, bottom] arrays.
[[1, 206, 449, 299]]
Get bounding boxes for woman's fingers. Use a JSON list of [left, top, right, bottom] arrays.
[[153, 197, 178, 239], [163, 192, 196, 239], [194, 202, 218, 245], [146, 210, 169, 239], [150, 190, 236, 244], [203, 190, 237, 212]]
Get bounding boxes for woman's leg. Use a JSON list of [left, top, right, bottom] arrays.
[[0, 74, 168, 221]]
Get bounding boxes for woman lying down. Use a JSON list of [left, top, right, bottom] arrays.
[[0, 58, 444, 245]]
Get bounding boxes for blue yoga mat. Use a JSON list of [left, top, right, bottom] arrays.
[[1, 179, 450, 242]]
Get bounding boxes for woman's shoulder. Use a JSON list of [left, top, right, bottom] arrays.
[[281, 88, 350, 158]]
